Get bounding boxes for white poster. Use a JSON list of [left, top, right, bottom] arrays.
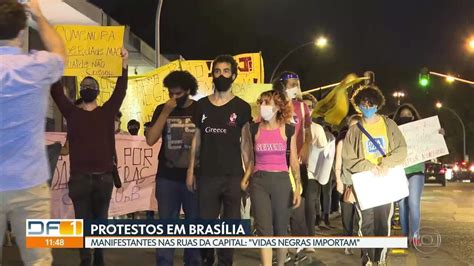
[[398, 116, 449, 167], [351, 167, 409, 210], [46, 133, 160, 218]]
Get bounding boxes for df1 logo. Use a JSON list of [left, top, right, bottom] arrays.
[[26, 219, 83, 237], [413, 226, 441, 254]]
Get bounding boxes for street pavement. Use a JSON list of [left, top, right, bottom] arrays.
[[2, 182, 473, 265]]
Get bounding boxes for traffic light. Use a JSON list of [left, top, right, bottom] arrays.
[[419, 67, 430, 88]]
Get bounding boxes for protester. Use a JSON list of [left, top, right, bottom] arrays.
[[61, 98, 85, 156], [392, 103, 425, 246], [301, 94, 331, 235], [335, 114, 362, 255], [307, 122, 336, 231], [272, 71, 313, 260], [146, 71, 200, 266], [187, 55, 252, 266], [127, 119, 140, 136], [143, 121, 155, 220], [51, 48, 129, 265], [0, 0, 65, 265], [240, 90, 301, 266], [342, 85, 407, 266], [115, 111, 129, 135]]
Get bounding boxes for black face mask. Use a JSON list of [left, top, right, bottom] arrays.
[[176, 94, 189, 108], [80, 88, 98, 103], [396, 116, 414, 125], [213, 75, 233, 92]]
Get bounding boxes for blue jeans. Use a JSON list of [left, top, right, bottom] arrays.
[[399, 174, 424, 239], [155, 178, 201, 266]]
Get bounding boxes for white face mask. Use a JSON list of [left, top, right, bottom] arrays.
[[286, 87, 299, 99], [260, 105, 277, 121]]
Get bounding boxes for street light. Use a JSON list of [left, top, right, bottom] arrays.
[[155, 0, 165, 67], [269, 36, 329, 82], [315, 36, 328, 49], [468, 37, 474, 52], [436, 102, 468, 161], [446, 75, 455, 83], [392, 91, 406, 106]]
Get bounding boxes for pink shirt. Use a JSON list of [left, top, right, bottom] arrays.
[[254, 127, 288, 172]]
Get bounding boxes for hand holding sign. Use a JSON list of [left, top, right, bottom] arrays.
[[25, 0, 42, 20], [121, 48, 129, 69], [398, 116, 449, 167]]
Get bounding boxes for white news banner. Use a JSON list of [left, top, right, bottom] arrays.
[[351, 167, 409, 210], [85, 236, 408, 249]]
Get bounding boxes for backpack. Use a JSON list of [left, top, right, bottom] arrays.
[[249, 122, 295, 167]]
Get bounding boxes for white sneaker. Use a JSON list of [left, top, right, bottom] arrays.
[[304, 248, 316, 253], [344, 248, 353, 255]]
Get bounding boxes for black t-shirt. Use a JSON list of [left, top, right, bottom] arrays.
[[192, 96, 252, 178], [151, 101, 196, 182]]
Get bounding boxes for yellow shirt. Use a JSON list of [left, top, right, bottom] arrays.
[[362, 117, 389, 165]]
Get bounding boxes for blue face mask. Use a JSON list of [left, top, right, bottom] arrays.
[[359, 105, 377, 118]]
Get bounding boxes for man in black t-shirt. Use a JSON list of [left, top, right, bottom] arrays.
[[187, 55, 253, 266], [146, 71, 200, 266]]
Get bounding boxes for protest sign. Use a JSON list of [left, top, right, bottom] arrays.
[[398, 116, 449, 167], [46, 133, 159, 218], [76, 53, 267, 134], [56, 25, 124, 76], [352, 167, 409, 210]]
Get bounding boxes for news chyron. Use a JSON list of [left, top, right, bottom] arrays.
[[26, 219, 84, 248]]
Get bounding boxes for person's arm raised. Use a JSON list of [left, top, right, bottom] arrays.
[[103, 48, 129, 113], [26, 0, 66, 60]]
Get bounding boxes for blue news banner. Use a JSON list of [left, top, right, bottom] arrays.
[[83, 219, 261, 248], [82, 219, 407, 248], [85, 219, 251, 237]]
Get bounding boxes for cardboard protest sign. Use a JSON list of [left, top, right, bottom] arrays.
[[46, 133, 160, 218], [56, 25, 124, 76], [398, 116, 449, 167]]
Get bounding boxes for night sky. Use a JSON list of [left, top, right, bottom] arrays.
[[89, 0, 474, 161]]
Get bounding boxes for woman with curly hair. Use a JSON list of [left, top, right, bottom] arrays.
[[342, 85, 407, 266], [241, 90, 301, 266]]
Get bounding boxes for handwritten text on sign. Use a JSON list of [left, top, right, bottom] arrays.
[[46, 133, 159, 218], [78, 53, 265, 133], [56, 25, 124, 76], [398, 116, 449, 167]]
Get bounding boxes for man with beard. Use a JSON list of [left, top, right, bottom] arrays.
[[187, 55, 253, 266]]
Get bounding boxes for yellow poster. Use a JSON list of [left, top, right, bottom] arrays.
[[179, 52, 265, 95], [56, 25, 124, 77], [76, 53, 266, 131]]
